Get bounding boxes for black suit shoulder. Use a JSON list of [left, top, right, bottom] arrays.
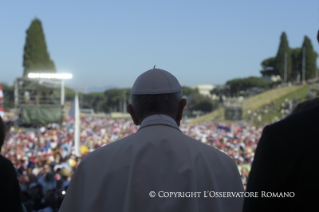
[[268, 104, 319, 133], [0, 155, 22, 212], [265, 104, 319, 150], [243, 104, 319, 212]]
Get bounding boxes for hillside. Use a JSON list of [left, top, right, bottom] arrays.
[[188, 84, 309, 124]]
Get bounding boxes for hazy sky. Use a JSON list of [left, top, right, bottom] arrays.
[[1, 0, 319, 90]]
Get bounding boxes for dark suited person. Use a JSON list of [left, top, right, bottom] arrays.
[[289, 97, 319, 115], [0, 117, 25, 212], [243, 105, 319, 211], [243, 30, 319, 212]]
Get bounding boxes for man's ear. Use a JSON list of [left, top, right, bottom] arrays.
[[175, 99, 187, 126], [127, 104, 140, 126]]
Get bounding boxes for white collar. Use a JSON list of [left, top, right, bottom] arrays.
[[141, 114, 176, 126]]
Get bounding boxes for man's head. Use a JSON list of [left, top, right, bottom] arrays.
[[44, 164, 51, 174], [29, 183, 40, 197], [290, 97, 319, 115], [127, 68, 187, 126]]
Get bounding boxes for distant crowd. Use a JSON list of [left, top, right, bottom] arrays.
[[1, 91, 313, 212], [0, 116, 263, 211], [247, 97, 304, 123]]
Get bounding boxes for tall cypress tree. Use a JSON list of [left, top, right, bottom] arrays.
[[301, 36, 318, 79], [290, 48, 302, 81], [275, 32, 292, 81], [23, 18, 56, 76]]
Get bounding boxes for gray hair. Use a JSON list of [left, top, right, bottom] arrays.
[[129, 91, 183, 122]]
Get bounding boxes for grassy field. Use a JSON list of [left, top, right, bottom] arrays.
[[188, 84, 310, 124], [246, 85, 310, 126], [187, 107, 225, 123], [242, 85, 309, 114]]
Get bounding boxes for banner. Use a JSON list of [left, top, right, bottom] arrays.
[[21, 106, 62, 125]]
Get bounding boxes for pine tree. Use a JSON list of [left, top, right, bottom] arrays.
[[301, 36, 318, 80], [275, 32, 292, 81], [290, 48, 302, 81], [23, 18, 56, 76]]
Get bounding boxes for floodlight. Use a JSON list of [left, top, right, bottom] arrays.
[[28, 73, 73, 79]]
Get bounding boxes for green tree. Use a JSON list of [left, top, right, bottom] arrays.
[[290, 48, 302, 81], [261, 57, 276, 70], [81, 93, 106, 112], [181, 86, 199, 96], [275, 32, 292, 81], [301, 36, 318, 79], [226, 77, 274, 96], [23, 18, 56, 76], [1, 83, 14, 109], [102, 88, 131, 112], [210, 85, 230, 102], [260, 57, 280, 79], [64, 87, 76, 102], [187, 93, 217, 112]]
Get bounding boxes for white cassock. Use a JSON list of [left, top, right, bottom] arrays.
[[59, 115, 244, 212]]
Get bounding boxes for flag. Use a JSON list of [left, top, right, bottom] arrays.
[[69, 93, 80, 156], [0, 84, 4, 118]]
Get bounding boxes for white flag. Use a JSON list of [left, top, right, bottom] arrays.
[[69, 93, 81, 156]]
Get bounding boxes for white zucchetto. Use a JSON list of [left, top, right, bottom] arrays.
[[131, 68, 181, 95]]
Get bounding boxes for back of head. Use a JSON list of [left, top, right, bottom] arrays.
[[130, 68, 183, 122], [130, 92, 182, 122], [0, 116, 5, 151], [290, 97, 319, 115]]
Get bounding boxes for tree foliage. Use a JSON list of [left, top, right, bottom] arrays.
[[226, 77, 274, 96], [102, 88, 131, 112], [23, 18, 56, 76], [210, 85, 230, 103], [187, 93, 218, 112], [302, 36, 318, 79], [260, 33, 318, 81], [65, 87, 76, 101], [81, 87, 214, 113], [1, 84, 220, 114], [261, 57, 276, 71], [210, 85, 230, 96], [1, 83, 14, 109], [275, 32, 292, 81], [260, 57, 279, 77], [80, 93, 105, 112], [181, 86, 199, 96], [290, 48, 302, 80]]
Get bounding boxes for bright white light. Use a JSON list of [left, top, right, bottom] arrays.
[[28, 73, 73, 79], [62, 191, 66, 195]]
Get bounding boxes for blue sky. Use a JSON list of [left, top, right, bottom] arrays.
[[1, 0, 319, 90]]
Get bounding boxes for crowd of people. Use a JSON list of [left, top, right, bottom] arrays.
[[0, 116, 263, 211], [247, 97, 304, 123]]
